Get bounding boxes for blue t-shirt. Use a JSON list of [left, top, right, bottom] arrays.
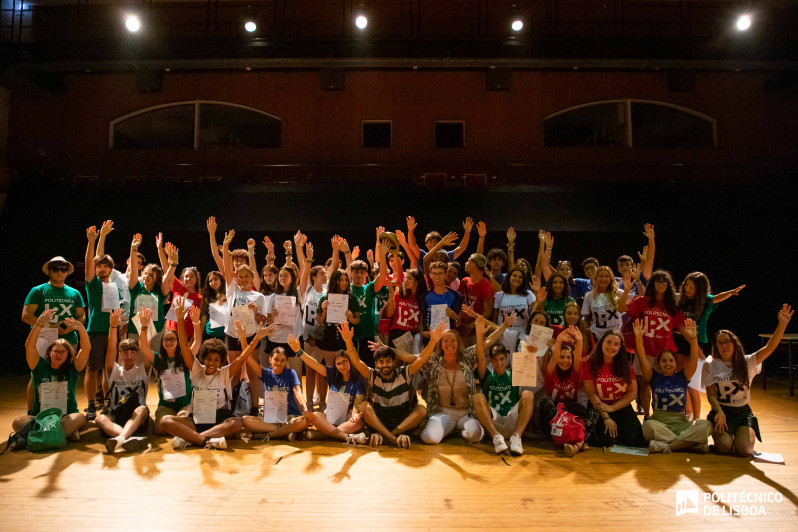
[[650, 370, 688, 413], [260, 367, 301, 416], [418, 248, 455, 264], [326, 366, 366, 413], [569, 277, 592, 300], [418, 288, 462, 329]]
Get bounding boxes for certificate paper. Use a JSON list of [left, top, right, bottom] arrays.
[[161, 370, 187, 401], [35, 327, 59, 358], [430, 304, 449, 331], [208, 302, 226, 329], [39, 381, 68, 414], [274, 295, 297, 325], [263, 389, 288, 424], [326, 294, 349, 324], [101, 282, 121, 312], [526, 324, 554, 357], [192, 389, 217, 424], [131, 314, 157, 341], [231, 305, 258, 336], [512, 349, 538, 388], [392, 331, 415, 354], [325, 390, 351, 426]]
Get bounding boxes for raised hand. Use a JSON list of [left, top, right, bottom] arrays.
[[429, 321, 447, 343], [36, 308, 57, 327], [62, 317, 85, 333], [338, 321, 354, 343], [247, 238, 256, 251], [139, 307, 152, 326], [305, 241, 314, 262], [256, 324, 277, 341], [283, 240, 293, 253], [395, 229, 408, 246], [330, 235, 341, 250], [507, 226, 516, 243], [287, 334, 302, 353], [263, 236, 274, 252], [109, 308, 123, 328], [168, 245, 179, 265], [86, 225, 98, 241], [531, 275, 541, 294], [100, 220, 114, 237], [440, 231, 459, 247], [173, 296, 186, 317], [632, 318, 645, 338], [778, 304, 794, 325], [622, 270, 632, 288], [683, 319, 697, 341], [462, 217, 474, 233], [637, 245, 648, 264], [366, 248, 374, 264], [406, 216, 417, 231], [234, 320, 247, 340], [189, 306, 201, 323], [630, 263, 642, 281], [538, 230, 545, 242], [643, 223, 655, 240], [222, 230, 235, 246], [503, 312, 518, 328], [206, 216, 217, 234], [376, 226, 386, 240], [131, 233, 142, 249], [156, 232, 164, 250], [567, 324, 581, 339], [368, 337, 387, 353], [339, 239, 350, 254], [351, 246, 360, 261], [475, 315, 486, 336], [476, 221, 487, 238], [731, 285, 746, 297], [537, 287, 547, 302]]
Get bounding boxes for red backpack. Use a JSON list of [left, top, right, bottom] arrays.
[[550, 402, 585, 446]]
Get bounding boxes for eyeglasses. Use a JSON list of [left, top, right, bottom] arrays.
[[335, 360, 349, 367], [162, 337, 178, 343], [50, 266, 69, 272]]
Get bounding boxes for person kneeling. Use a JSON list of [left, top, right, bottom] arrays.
[[96, 309, 152, 454], [240, 324, 310, 441], [159, 296, 245, 450], [472, 315, 534, 455]]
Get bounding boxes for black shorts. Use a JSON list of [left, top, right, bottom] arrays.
[[708, 404, 761, 442], [225, 334, 255, 353], [191, 407, 236, 433], [374, 405, 413, 432], [88, 331, 112, 371], [99, 404, 149, 438], [263, 337, 301, 357]]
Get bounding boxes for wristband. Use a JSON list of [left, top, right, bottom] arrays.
[[141, 325, 149, 329], [247, 250, 255, 256], [265, 255, 275, 261], [170, 262, 178, 266]]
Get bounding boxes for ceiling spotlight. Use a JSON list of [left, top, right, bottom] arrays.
[[244, 20, 256, 32], [355, 15, 368, 30], [510, 4, 523, 32], [736, 14, 752, 31], [125, 14, 141, 33], [244, 5, 257, 33]]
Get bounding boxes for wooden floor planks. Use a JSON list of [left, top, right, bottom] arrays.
[[1, 375, 798, 530]]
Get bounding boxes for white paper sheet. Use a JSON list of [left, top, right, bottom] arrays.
[[161, 370, 187, 401], [393, 331, 415, 353], [101, 282, 121, 312], [430, 304, 449, 331], [274, 295, 297, 325], [39, 380, 68, 414], [135, 294, 159, 315], [208, 302, 226, 329], [192, 389, 217, 424], [326, 294, 349, 324], [526, 324, 554, 357], [687, 358, 706, 392], [610, 445, 650, 456], [231, 305, 258, 336], [164, 297, 193, 322], [131, 314, 157, 341], [512, 349, 538, 387], [35, 327, 59, 358], [752, 451, 785, 464], [262, 389, 288, 424], [325, 390, 351, 426]]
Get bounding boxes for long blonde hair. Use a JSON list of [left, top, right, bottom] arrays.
[[591, 265, 619, 308]]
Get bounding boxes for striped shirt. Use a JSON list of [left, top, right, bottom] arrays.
[[368, 366, 417, 418]]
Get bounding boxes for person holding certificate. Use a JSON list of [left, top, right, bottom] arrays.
[[239, 324, 310, 441], [159, 297, 247, 450], [199, 271, 227, 341], [288, 334, 367, 443], [96, 309, 152, 454], [128, 233, 173, 349], [10, 309, 89, 448]]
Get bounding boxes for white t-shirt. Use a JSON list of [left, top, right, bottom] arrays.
[[494, 291, 537, 332], [107, 363, 150, 407], [301, 286, 324, 341], [701, 353, 761, 407], [189, 363, 233, 411], [581, 290, 630, 337], [224, 281, 268, 337]]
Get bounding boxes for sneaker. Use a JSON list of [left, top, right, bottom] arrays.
[[251, 433, 270, 442], [171, 436, 189, 451], [313, 391, 320, 405], [509, 434, 524, 456], [493, 434, 508, 454], [6, 432, 26, 451], [649, 440, 671, 454], [121, 437, 148, 453], [105, 437, 123, 454], [286, 432, 297, 442], [205, 437, 227, 450], [345, 432, 367, 445], [85, 403, 97, 421]]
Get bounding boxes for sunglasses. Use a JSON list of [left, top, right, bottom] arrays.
[[50, 265, 70, 272]]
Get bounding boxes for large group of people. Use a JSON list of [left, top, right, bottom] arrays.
[[11, 216, 793, 460]]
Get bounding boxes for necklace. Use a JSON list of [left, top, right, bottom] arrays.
[[445, 366, 458, 407]]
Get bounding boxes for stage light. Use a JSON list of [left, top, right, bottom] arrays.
[[736, 14, 752, 31], [355, 15, 368, 30], [125, 14, 141, 33], [510, 4, 523, 32], [244, 21, 256, 32], [244, 5, 256, 33], [511, 19, 523, 32]]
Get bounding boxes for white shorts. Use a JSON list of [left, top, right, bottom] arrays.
[[490, 403, 520, 439]]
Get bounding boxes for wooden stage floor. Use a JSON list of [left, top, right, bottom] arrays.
[[1, 374, 797, 531]]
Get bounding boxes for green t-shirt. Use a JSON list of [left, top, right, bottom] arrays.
[[350, 280, 389, 340], [24, 283, 85, 345], [481, 369, 519, 417], [544, 297, 574, 326], [690, 293, 718, 344], [31, 357, 79, 416], [154, 352, 192, 410], [129, 281, 165, 336], [85, 276, 122, 333]]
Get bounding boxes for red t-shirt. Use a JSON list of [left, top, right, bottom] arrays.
[[457, 276, 494, 323], [165, 278, 202, 338], [390, 291, 420, 333], [582, 362, 636, 404], [544, 366, 581, 403], [625, 296, 685, 356]]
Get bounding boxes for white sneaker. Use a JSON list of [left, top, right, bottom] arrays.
[[493, 434, 508, 454], [171, 436, 189, 450], [509, 433, 524, 456], [345, 432, 367, 445], [104, 436, 123, 454], [205, 437, 227, 450], [313, 391, 320, 405], [649, 440, 671, 454]]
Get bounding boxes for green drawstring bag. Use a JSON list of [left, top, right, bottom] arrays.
[[26, 408, 66, 452]]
